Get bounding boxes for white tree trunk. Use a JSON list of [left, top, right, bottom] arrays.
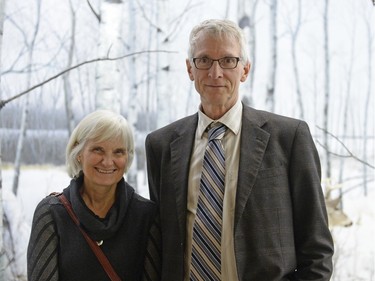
[[156, 0, 171, 128], [338, 25, 355, 208], [238, 0, 259, 107], [362, 13, 373, 196], [12, 0, 42, 196], [290, 0, 304, 120], [96, 0, 124, 113], [0, 0, 6, 276], [266, 0, 278, 112], [323, 0, 331, 179], [248, 0, 259, 105], [63, 0, 77, 135], [125, 0, 138, 187]]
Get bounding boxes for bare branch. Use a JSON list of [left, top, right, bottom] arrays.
[[316, 126, 375, 169], [0, 50, 176, 110], [135, 0, 162, 33], [86, 0, 101, 22]]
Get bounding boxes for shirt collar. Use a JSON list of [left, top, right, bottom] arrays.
[[197, 99, 243, 138]]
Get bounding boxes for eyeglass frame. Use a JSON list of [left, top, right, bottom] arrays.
[[192, 56, 241, 70]]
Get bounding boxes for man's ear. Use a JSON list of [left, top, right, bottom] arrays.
[[186, 59, 194, 81], [240, 62, 251, 82]]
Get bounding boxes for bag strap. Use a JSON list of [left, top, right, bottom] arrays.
[[57, 193, 122, 281]]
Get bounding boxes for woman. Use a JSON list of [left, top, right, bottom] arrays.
[[27, 110, 158, 281]]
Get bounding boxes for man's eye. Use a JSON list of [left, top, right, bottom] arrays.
[[224, 57, 234, 63], [200, 58, 210, 63]]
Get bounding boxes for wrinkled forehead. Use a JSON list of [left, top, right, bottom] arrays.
[[194, 28, 237, 43], [192, 31, 240, 57]]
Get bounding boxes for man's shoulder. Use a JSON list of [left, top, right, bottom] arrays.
[[148, 113, 198, 136], [243, 105, 304, 127]]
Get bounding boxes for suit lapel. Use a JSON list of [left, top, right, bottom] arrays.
[[168, 109, 270, 234], [234, 107, 270, 230], [170, 115, 198, 237]]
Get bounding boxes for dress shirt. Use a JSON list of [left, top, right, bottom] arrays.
[[184, 98, 242, 281]]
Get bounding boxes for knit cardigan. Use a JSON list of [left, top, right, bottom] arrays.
[[27, 175, 157, 281]]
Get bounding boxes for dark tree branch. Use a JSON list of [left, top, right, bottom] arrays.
[[0, 50, 176, 110], [87, 0, 101, 22], [316, 126, 375, 169]]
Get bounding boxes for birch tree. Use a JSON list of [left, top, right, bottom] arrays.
[[265, 0, 278, 112], [0, 0, 6, 277], [144, 0, 157, 131], [63, 0, 77, 136], [155, 0, 171, 128], [238, 0, 259, 106], [322, 0, 331, 179], [96, 0, 124, 113], [125, 0, 138, 186], [338, 23, 356, 208], [12, 0, 43, 195], [362, 8, 373, 196], [288, 0, 304, 119]]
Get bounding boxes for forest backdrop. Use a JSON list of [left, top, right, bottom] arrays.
[[0, 0, 374, 280]]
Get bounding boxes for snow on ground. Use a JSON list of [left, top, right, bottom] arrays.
[[330, 189, 375, 281], [2, 165, 375, 280]]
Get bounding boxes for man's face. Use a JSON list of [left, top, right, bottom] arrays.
[[186, 33, 250, 118]]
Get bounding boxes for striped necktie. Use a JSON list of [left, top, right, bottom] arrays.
[[190, 123, 227, 281]]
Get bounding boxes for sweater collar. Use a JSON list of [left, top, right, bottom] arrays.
[[64, 174, 134, 240]]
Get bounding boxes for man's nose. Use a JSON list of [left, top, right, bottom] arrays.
[[208, 61, 223, 78]]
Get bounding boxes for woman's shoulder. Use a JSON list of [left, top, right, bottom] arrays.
[[30, 193, 63, 229], [37, 192, 61, 206], [122, 181, 156, 211], [32, 192, 63, 216], [132, 192, 156, 209], [129, 193, 157, 220]]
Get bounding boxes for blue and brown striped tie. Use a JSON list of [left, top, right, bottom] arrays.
[[190, 123, 227, 281]]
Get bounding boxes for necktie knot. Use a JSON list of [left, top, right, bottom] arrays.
[[208, 123, 227, 142]]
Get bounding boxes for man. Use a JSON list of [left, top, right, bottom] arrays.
[[145, 19, 334, 281]]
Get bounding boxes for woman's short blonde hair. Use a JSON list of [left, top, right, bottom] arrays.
[[66, 110, 134, 178]]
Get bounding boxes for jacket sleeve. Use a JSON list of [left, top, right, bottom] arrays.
[[289, 121, 334, 280], [145, 134, 161, 205], [27, 197, 59, 281], [142, 214, 162, 281]]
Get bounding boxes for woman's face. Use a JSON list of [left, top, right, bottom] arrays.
[[78, 137, 127, 190]]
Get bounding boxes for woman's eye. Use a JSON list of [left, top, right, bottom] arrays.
[[114, 149, 126, 156], [92, 147, 103, 153]]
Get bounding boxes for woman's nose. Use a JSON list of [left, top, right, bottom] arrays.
[[101, 154, 114, 166]]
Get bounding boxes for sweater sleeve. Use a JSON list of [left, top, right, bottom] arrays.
[[27, 197, 59, 281]]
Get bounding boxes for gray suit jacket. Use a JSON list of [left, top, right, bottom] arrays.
[[145, 105, 334, 281]]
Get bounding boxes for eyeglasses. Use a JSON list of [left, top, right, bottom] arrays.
[[192, 57, 240, 70]]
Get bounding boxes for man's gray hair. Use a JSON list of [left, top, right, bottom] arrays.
[[187, 19, 250, 64]]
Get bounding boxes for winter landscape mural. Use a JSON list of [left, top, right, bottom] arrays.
[[0, 0, 374, 280]]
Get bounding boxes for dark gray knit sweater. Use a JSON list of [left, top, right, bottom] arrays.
[[27, 175, 157, 281]]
